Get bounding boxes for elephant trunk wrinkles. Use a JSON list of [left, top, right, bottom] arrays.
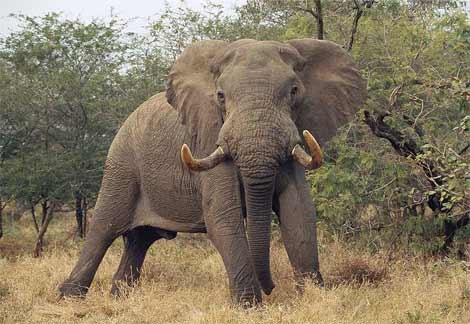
[[243, 174, 276, 295]]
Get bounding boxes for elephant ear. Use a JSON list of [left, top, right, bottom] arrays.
[[166, 40, 228, 153], [287, 39, 367, 147]]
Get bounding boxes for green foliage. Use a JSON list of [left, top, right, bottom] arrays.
[[148, 1, 236, 59], [284, 13, 316, 40], [0, 13, 148, 207], [307, 124, 411, 238]]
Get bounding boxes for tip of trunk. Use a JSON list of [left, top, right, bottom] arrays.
[[260, 276, 275, 295]]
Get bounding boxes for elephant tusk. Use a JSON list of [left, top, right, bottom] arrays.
[[292, 130, 323, 170], [181, 144, 226, 171]]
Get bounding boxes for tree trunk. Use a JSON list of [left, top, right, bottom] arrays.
[[83, 196, 87, 237], [41, 199, 49, 226], [33, 200, 55, 258], [314, 0, 324, 39], [75, 193, 84, 238], [0, 199, 3, 239], [31, 203, 40, 233]]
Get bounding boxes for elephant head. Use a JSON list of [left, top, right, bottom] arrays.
[[166, 39, 366, 294]]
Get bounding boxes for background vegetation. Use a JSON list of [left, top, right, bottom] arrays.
[[0, 0, 469, 322]]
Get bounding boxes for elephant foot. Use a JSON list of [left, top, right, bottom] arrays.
[[231, 286, 262, 308], [58, 281, 89, 298], [110, 280, 134, 297], [294, 271, 323, 294]]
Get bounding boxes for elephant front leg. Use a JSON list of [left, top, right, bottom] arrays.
[[274, 163, 323, 291], [59, 222, 117, 297], [202, 164, 261, 305]]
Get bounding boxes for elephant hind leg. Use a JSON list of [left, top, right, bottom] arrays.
[[111, 226, 176, 296]]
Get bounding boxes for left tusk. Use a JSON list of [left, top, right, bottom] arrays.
[[292, 130, 323, 169], [181, 144, 226, 171]]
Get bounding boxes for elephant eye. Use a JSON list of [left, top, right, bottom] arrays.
[[290, 85, 298, 97], [217, 90, 225, 103]]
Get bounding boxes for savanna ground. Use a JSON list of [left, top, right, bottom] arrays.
[[1, 213, 469, 324]]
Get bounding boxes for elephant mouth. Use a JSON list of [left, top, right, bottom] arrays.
[[180, 129, 323, 171]]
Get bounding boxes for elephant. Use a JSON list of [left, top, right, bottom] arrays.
[[58, 38, 366, 305]]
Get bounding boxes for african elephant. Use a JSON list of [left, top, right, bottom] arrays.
[[59, 38, 366, 305]]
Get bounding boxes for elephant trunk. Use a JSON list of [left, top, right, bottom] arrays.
[[243, 174, 276, 295]]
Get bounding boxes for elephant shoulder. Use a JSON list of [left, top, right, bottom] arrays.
[[129, 91, 186, 151], [109, 92, 180, 162], [134, 92, 175, 120], [128, 92, 181, 133]]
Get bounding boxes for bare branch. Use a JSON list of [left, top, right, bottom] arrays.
[[363, 110, 421, 158], [459, 143, 470, 155], [293, 0, 323, 39], [346, 0, 375, 51], [294, 6, 318, 18], [347, 0, 364, 51]]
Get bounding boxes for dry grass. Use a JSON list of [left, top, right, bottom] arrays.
[[1, 216, 469, 324]]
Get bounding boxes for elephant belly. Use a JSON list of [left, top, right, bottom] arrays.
[[131, 188, 206, 233]]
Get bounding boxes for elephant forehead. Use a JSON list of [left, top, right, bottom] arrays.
[[228, 41, 295, 65], [239, 46, 279, 62]]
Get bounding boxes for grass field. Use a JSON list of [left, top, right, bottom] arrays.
[[0, 214, 469, 324]]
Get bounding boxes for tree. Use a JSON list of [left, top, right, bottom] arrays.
[[0, 13, 144, 248]]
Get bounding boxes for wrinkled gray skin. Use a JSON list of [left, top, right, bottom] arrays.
[[59, 39, 366, 305]]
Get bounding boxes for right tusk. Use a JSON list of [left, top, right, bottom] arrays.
[[292, 130, 323, 170], [181, 144, 226, 171]]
